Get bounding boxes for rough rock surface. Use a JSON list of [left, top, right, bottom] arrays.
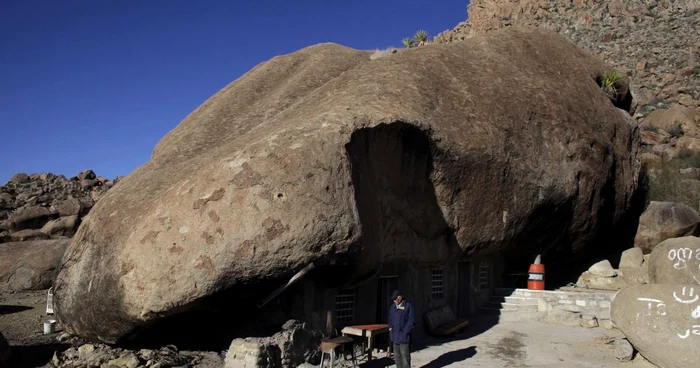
[[0, 239, 70, 291], [634, 201, 700, 253], [614, 338, 634, 362], [648, 236, 700, 285], [225, 320, 322, 368], [619, 247, 645, 269], [576, 270, 646, 291], [589, 260, 618, 277], [435, 0, 700, 110], [55, 27, 641, 343], [434, 0, 700, 211], [0, 170, 119, 243], [47, 343, 219, 368], [611, 283, 700, 368]]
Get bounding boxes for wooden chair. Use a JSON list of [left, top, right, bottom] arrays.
[[319, 330, 357, 367]]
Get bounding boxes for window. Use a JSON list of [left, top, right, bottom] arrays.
[[335, 289, 356, 324], [479, 264, 490, 291], [431, 269, 444, 299]]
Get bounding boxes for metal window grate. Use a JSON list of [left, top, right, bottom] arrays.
[[335, 289, 356, 324], [431, 269, 444, 299], [479, 264, 490, 291]]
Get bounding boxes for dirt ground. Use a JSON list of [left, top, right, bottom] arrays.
[[2, 290, 655, 368], [1, 290, 75, 367], [357, 316, 641, 368]]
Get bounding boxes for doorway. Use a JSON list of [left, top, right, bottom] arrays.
[[457, 262, 472, 317], [376, 276, 399, 349]]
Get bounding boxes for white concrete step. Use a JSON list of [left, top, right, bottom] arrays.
[[489, 296, 539, 305]]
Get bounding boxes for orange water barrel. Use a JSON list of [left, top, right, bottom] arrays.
[[527, 263, 545, 290]]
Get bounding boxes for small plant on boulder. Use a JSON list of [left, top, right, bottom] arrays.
[[601, 70, 624, 98], [414, 30, 429, 46], [665, 123, 684, 138]]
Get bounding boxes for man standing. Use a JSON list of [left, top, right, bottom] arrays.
[[388, 290, 415, 368]]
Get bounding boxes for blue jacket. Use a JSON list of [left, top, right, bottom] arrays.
[[388, 301, 415, 344]]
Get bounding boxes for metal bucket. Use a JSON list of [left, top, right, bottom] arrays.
[[43, 320, 56, 334]]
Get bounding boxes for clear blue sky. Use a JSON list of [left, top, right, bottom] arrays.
[[1, 0, 469, 184]]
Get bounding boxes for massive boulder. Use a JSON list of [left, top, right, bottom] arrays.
[[55, 27, 641, 343], [635, 201, 700, 253], [649, 236, 700, 286], [0, 239, 70, 291], [7, 205, 54, 232], [611, 284, 700, 368]]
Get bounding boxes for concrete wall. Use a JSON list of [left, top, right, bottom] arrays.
[[519, 289, 616, 321]]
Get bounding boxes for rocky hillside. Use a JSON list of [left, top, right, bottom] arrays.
[[436, 0, 700, 208], [0, 170, 118, 243], [435, 0, 699, 112]]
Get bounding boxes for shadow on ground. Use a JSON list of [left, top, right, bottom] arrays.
[[358, 315, 495, 367], [0, 305, 33, 315], [419, 345, 477, 368], [10, 343, 71, 368]]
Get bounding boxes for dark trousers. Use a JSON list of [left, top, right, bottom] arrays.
[[393, 343, 411, 368]]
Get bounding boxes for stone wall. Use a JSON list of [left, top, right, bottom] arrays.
[[224, 320, 322, 368], [518, 288, 617, 326], [225, 338, 279, 368]]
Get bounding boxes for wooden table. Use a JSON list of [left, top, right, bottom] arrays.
[[341, 324, 390, 361]]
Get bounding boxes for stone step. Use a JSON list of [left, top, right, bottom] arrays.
[[481, 302, 539, 312], [489, 296, 539, 305]]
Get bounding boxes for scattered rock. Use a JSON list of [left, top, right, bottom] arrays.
[[76, 169, 96, 181], [639, 152, 662, 170], [55, 27, 641, 343], [614, 338, 634, 362], [9, 228, 51, 242], [40, 215, 79, 237], [611, 284, 700, 368], [0, 170, 117, 244], [0, 239, 70, 291], [225, 320, 322, 368], [619, 247, 644, 269], [648, 236, 700, 285], [600, 320, 616, 330], [105, 352, 140, 368], [7, 205, 53, 232], [77, 344, 95, 358], [635, 201, 700, 253], [579, 314, 599, 328], [645, 105, 700, 138], [576, 270, 644, 291], [50, 198, 87, 217], [9, 173, 30, 184], [589, 260, 618, 277]]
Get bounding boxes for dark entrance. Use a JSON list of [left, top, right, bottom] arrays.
[[376, 276, 399, 349], [457, 262, 472, 317]]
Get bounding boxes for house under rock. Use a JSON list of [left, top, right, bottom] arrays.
[[53, 26, 641, 350]]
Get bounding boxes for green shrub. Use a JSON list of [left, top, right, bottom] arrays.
[[640, 124, 659, 133], [601, 70, 624, 97], [402, 37, 414, 48], [414, 30, 429, 45], [665, 123, 684, 138]]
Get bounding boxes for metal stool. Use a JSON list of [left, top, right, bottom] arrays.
[[319, 336, 357, 367]]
